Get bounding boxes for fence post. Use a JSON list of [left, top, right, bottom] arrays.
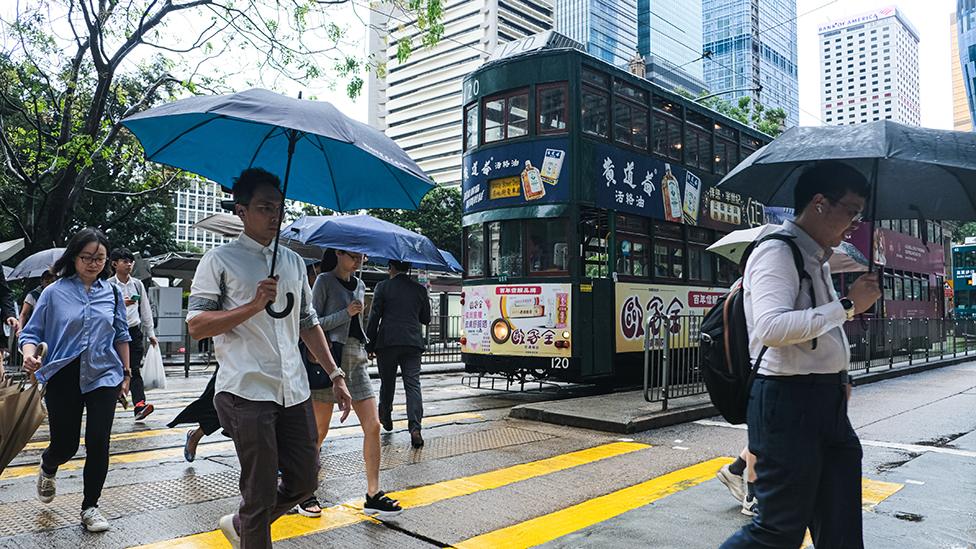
[[661, 323, 670, 411], [864, 320, 872, 374], [642, 315, 653, 403], [184, 327, 191, 378], [888, 318, 894, 369]]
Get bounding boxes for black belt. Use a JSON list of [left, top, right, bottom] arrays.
[[756, 371, 850, 385]]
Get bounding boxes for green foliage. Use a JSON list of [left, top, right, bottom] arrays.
[[954, 222, 976, 242], [673, 87, 787, 138], [367, 186, 462, 261]]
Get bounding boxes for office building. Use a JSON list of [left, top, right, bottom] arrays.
[[555, 0, 638, 68], [368, 0, 553, 186], [702, 0, 799, 127], [819, 6, 920, 126], [957, 1, 976, 129], [173, 181, 234, 251], [637, 0, 706, 94], [952, 12, 973, 131]]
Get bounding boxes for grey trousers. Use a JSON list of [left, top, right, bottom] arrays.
[[376, 346, 424, 432], [214, 392, 319, 549]]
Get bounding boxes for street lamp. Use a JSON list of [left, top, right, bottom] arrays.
[[694, 85, 763, 103]]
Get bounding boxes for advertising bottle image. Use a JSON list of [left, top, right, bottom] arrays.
[[540, 149, 565, 185], [662, 164, 682, 222], [522, 160, 546, 200], [682, 172, 701, 225]]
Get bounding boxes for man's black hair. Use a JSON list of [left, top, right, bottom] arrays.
[[389, 260, 412, 273], [232, 167, 282, 205], [110, 248, 135, 262], [794, 161, 870, 213]]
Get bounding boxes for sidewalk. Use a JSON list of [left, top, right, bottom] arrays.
[[164, 355, 466, 378]]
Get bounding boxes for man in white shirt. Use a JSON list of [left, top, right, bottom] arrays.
[[187, 168, 352, 549], [721, 161, 881, 549], [109, 248, 158, 420]]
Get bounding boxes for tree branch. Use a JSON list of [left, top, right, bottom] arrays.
[[109, 0, 214, 70]]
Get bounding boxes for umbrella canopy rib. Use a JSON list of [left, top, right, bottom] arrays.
[[247, 126, 284, 169], [312, 133, 343, 213], [382, 154, 421, 211]]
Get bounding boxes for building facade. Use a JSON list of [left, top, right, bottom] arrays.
[[555, 0, 637, 68], [702, 0, 799, 127], [952, 12, 973, 131], [636, 0, 707, 94], [368, 0, 553, 187], [819, 6, 920, 126], [957, 1, 976, 130], [173, 181, 234, 251]]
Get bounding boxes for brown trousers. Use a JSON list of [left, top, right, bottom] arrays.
[[214, 392, 319, 549]]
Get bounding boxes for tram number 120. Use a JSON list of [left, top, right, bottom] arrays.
[[550, 357, 570, 369]]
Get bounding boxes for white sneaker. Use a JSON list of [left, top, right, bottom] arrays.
[[716, 463, 746, 503], [741, 494, 759, 517], [81, 507, 110, 532], [219, 514, 241, 549], [36, 467, 55, 504]]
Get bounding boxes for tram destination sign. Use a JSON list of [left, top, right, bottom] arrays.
[[462, 138, 570, 213]]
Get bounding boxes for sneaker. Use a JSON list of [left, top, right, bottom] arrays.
[[81, 507, 109, 532], [410, 430, 424, 449], [364, 491, 402, 518], [36, 467, 56, 503], [183, 429, 196, 462], [293, 495, 323, 518], [716, 463, 746, 503], [219, 514, 241, 549], [134, 403, 154, 421], [741, 494, 759, 517]]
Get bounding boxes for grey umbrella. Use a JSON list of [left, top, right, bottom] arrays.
[[8, 249, 64, 281]]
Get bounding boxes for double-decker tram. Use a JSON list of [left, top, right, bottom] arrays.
[[459, 35, 773, 385]]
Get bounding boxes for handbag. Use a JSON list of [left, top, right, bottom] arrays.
[[301, 340, 342, 390]]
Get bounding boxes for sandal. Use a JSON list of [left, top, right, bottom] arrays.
[[293, 495, 323, 518]]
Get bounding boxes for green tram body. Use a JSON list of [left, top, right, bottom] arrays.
[[459, 46, 773, 385], [953, 243, 976, 319]]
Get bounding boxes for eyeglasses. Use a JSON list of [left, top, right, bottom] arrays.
[[830, 199, 864, 223], [77, 255, 107, 265], [340, 252, 366, 262]]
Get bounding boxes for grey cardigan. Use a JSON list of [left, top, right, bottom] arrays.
[[310, 272, 368, 345]]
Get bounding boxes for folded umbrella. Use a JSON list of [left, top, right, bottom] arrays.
[[0, 343, 47, 474]]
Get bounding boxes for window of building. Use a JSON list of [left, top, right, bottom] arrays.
[[482, 89, 529, 143], [537, 83, 568, 134]]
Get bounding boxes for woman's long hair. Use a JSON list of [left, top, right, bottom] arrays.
[[51, 227, 112, 280], [321, 248, 338, 273]]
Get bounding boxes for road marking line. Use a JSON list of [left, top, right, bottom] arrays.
[[694, 420, 976, 459], [801, 478, 903, 547], [130, 441, 650, 549], [452, 457, 732, 549], [2, 412, 483, 481]]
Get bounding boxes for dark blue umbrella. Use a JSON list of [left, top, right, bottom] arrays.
[[281, 215, 458, 272], [122, 88, 436, 317], [364, 249, 462, 274]]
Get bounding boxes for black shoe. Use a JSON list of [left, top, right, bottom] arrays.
[[364, 491, 402, 518], [410, 430, 424, 449], [380, 414, 393, 432]]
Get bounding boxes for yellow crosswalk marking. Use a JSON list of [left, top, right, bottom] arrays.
[[1, 412, 483, 480], [453, 457, 732, 549], [130, 441, 649, 548], [800, 478, 904, 547]]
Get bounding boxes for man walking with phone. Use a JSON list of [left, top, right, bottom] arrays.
[[109, 248, 158, 420]]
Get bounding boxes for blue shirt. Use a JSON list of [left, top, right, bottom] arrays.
[[20, 276, 131, 393]]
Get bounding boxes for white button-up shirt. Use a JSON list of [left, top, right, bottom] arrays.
[[108, 275, 156, 338], [743, 220, 850, 376], [187, 233, 318, 406]]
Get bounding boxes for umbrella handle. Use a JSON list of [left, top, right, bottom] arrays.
[[265, 292, 294, 319]]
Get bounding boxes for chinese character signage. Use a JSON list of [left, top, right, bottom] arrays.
[[615, 282, 725, 352], [462, 138, 570, 213], [591, 143, 763, 231], [461, 283, 572, 357]]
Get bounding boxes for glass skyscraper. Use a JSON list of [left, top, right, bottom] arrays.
[[637, 0, 707, 94], [702, 0, 799, 127], [555, 0, 638, 68], [958, 1, 976, 129]]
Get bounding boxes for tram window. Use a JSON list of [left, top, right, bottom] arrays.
[[484, 97, 505, 143], [538, 83, 568, 134], [465, 224, 485, 277], [526, 218, 569, 274], [582, 67, 610, 88], [482, 90, 528, 143], [716, 256, 737, 284], [714, 123, 737, 142], [614, 102, 648, 149], [654, 241, 684, 280], [652, 114, 682, 161], [488, 220, 523, 277], [581, 211, 610, 278], [508, 93, 529, 138], [582, 88, 609, 138], [688, 245, 713, 282], [684, 127, 711, 171], [613, 80, 648, 103], [464, 104, 478, 151], [715, 139, 738, 175]]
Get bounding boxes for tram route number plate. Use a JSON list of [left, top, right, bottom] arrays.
[[551, 357, 570, 369], [580, 284, 592, 293], [489, 176, 521, 199]]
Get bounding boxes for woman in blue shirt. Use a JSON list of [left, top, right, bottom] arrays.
[[20, 227, 131, 533]]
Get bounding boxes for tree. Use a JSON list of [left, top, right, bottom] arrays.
[[368, 185, 461, 262], [674, 88, 788, 137], [0, 0, 444, 253]]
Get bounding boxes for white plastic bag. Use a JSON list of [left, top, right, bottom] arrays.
[[141, 344, 167, 391]]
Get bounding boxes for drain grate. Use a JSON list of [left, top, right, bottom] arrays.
[[0, 427, 554, 536]]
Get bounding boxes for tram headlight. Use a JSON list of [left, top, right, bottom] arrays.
[[491, 318, 512, 344], [561, 330, 571, 339]]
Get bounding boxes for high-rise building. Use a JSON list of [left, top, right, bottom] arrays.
[[637, 0, 707, 94], [818, 6, 920, 126], [555, 0, 637, 68], [952, 12, 973, 131], [368, 0, 553, 187], [173, 181, 234, 251], [957, 1, 976, 130], [702, 0, 799, 127]]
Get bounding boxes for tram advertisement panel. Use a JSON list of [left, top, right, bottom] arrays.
[[591, 143, 764, 231], [462, 138, 570, 213], [615, 283, 725, 352], [461, 283, 572, 357]]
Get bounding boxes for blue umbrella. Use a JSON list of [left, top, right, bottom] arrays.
[[281, 215, 457, 272], [358, 249, 461, 274], [122, 88, 436, 318]]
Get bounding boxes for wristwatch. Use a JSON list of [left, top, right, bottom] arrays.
[[328, 368, 345, 381], [840, 297, 855, 321]]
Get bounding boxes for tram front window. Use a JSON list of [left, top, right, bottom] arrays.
[[526, 218, 569, 273], [489, 220, 523, 277], [465, 223, 485, 277]]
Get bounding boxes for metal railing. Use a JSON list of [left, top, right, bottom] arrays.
[[643, 315, 976, 409], [422, 314, 462, 364]]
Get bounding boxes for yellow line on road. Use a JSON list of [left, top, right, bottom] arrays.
[[453, 456, 732, 549], [800, 478, 904, 547], [131, 441, 650, 548], [1, 412, 483, 480]]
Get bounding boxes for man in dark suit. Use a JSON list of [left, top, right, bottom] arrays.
[[366, 260, 431, 448]]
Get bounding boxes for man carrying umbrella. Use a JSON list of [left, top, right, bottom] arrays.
[[186, 168, 352, 549]]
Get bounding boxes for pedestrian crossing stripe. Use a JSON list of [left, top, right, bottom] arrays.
[[452, 457, 733, 549], [130, 442, 649, 548], [0, 412, 484, 481], [800, 478, 904, 548]]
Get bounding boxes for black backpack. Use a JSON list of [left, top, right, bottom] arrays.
[[698, 234, 816, 424]]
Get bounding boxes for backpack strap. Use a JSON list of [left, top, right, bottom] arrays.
[[756, 233, 818, 350]]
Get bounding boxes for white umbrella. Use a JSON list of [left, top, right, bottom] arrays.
[[193, 213, 243, 238], [707, 224, 867, 274], [0, 239, 24, 264], [8, 248, 64, 280]]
